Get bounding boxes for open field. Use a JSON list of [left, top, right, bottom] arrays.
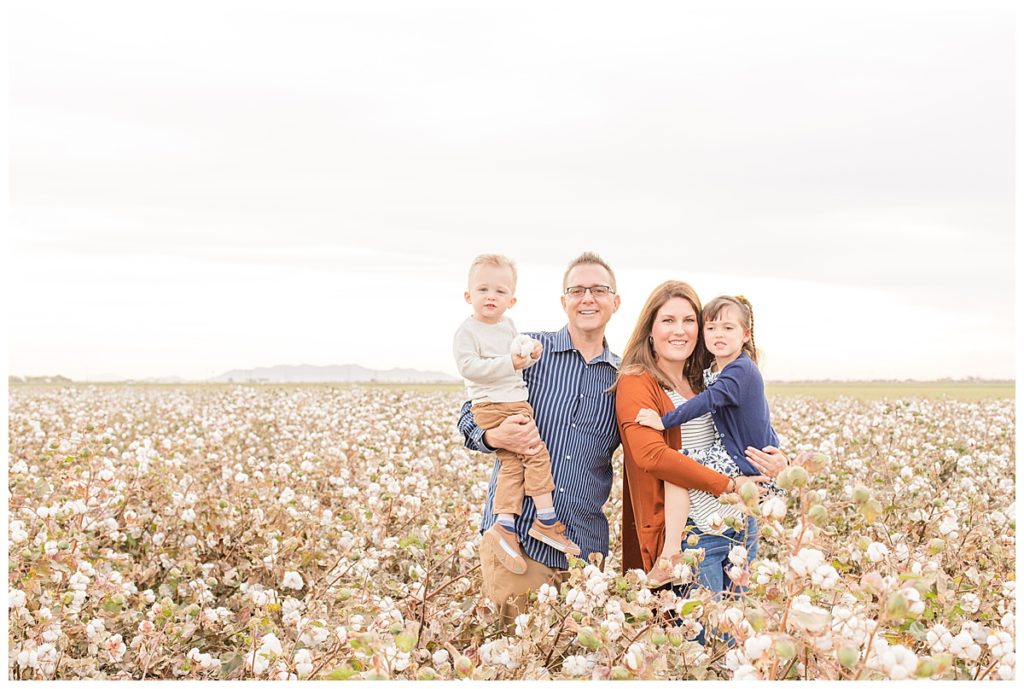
[[8, 386, 1016, 679], [765, 382, 1014, 401], [11, 380, 1015, 401]]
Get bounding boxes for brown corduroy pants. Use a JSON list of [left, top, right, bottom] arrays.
[[471, 401, 556, 516]]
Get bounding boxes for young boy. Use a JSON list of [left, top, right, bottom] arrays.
[[453, 254, 581, 574]]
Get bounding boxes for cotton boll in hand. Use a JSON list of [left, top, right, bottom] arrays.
[[510, 335, 537, 358]]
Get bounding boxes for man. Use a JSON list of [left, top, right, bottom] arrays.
[[457, 252, 622, 626]]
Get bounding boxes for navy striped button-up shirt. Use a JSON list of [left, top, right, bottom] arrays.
[[458, 325, 621, 569]]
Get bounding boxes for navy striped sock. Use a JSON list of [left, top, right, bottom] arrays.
[[537, 507, 557, 526], [497, 515, 516, 533]]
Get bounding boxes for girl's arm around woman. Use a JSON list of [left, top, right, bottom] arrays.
[[616, 373, 730, 495]]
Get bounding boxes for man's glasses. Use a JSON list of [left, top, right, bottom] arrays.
[[564, 285, 615, 298]]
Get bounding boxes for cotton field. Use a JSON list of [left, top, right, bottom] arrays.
[[7, 385, 1016, 679]]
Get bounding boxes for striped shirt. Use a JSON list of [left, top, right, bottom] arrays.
[[458, 325, 621, 569], [676, 396, 719, 450], [666, 388, 745, 533]]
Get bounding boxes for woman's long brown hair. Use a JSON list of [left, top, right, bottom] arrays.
[[609, 280, 709, 394]]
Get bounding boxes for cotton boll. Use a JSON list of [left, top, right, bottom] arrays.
[[510, 335, 536, 357]]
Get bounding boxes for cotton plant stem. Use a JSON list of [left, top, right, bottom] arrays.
[[416, 544, 431, 648], [542, 608, 572, 668], [610, 621, 657, 665], [974, 656, 1001, 681], [307, 640, 346, 679], [853, 615, 883, 680], [423, 564, 481, 603], [788, 487, 809, 556]]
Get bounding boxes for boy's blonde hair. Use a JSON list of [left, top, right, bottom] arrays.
[[468, 254, 517, 289]]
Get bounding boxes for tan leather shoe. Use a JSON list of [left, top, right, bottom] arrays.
[[483, 524, 528, 575], [646, 552, 687, 588], [527, 519, 582, 557]]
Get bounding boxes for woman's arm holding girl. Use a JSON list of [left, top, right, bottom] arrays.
[[616, 375, 752, 496]]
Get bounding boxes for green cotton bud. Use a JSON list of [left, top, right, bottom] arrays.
[[837, 646, 860, 668], [650, 630, 668, 647], [576, 627, 602, 651], [927, 538, 945, 555], [932, 653, 953, 676], [886, 592, 909, 620], [610, 666, 632, 680], [808, 504, 829, 527], [349, 633, 376, 655], [776, 467, 796, 491], [860, 499, 883, 524], [668, 630, 685, 648], [395, 631, 417, 653], [804, 452, 829, 473], [739, 480, 760, 506], [454, 655, 474, 678], [777, 466, 809, 490], [685, 532, 700, 547], [389, 622, 404, 635], [851, 485, 871, 505], [745, 607, 767, 633], [788, 466, 809, 488], [416, 667, 437, 680], [860, 571, 884, 595], [915, 658, 938, 678], [774, 639, 796, 661]]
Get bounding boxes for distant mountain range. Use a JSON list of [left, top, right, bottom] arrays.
[[207, 364, 459, 384]]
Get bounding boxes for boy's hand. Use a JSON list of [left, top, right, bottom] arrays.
[[531, 341, 543, 360], [512, 353, 530, 370], [635, 408, 665, 430]]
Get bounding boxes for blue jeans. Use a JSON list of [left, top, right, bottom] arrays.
[[672, 515, 759, 645]]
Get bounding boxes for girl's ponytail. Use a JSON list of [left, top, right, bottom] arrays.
[[734, 294, 759, 365]]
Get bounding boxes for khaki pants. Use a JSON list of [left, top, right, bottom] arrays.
[[472, 401, 556, 516], [479, 529, 566, 630]]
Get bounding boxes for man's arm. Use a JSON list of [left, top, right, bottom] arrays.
[[457, 400, 543, 455], [458, 400, 493, 453]]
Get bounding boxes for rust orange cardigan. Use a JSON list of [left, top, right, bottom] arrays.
[[616, 371, 732, 573]]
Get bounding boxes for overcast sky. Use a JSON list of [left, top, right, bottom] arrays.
[[8, 0, 1016, 381]]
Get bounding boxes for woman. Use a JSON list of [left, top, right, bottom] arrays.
[[612, 280, 786, 595]]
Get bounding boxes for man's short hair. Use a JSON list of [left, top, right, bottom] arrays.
[[562, 251, 616, 291]]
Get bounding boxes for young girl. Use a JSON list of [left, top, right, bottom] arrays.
[[635, 295, 781, 587]]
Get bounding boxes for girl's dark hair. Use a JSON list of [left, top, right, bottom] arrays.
[[703, 295, 758, 365]]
